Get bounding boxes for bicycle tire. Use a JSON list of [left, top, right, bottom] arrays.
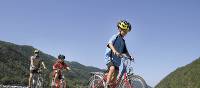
[[60, 79, 65, 88], [120, 75, 147, 88], [37, 75, 43, 88], [88, 74, 106, 88], [31, 74, 38, 88], [31, 73, 43, 88]]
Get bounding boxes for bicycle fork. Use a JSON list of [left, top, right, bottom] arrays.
[[123, 73, 132, 88]]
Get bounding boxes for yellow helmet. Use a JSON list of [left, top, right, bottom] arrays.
[[117, 20, 131, 32]]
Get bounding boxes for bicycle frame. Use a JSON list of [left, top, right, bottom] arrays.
[[112, 56, 133, 88], [52, 70, 66, 88], [118, 57, 132, 88], [32, 69, 44, 88], [89, 56, 134, 88], [57, 76, 65, 88]]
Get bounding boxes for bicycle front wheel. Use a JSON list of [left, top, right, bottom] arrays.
[[31, 74, 38, 88], [60, 79, 65, 88], [120, 75, 147, 88], [88, 74, 106, 88], [36, 75, 43, 88]]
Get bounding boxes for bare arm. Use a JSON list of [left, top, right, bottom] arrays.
[[122, 43, 133, 59], [30, 57, 34, 67], [108, 43, 121, 56], [41, 61, 47, 69], [124, 50, 131, 57], [66, 67, 71, 70]]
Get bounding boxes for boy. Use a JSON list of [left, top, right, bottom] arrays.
[[105, 20, 133, 86], [28, 49, 47, 88], [52, 54, 71, 88]]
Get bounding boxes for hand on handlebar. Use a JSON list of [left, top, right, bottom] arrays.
[[44, 67, 47, 70], [67, 67, 71, 71], [129, 56, 134, 61], [113, 51, 135, 61], [113, 51, 122, 57], [121, 54, 134, 61]]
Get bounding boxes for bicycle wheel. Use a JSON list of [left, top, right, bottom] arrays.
[[60, 79, 65, 88], [36, 75, 43, 88], [88, 74, 106, 88], [120, 75, 147, 88], [32, 74, 38, 88]]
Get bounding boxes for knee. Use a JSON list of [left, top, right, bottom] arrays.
[[109, 66, 115, 73], [109, 66, 115, 71]]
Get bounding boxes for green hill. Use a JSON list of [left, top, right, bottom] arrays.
[[0, 40, 103, 87], [155, 57, 200, 88]]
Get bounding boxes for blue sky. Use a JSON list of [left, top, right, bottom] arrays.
[[0, 0, 200, 87]]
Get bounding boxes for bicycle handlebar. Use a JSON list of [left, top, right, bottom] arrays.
[[120, 54, 134, 62]]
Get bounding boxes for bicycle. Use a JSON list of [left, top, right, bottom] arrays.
[[51, 70, 66, 88], [88, 55, 147, 88], [31, 68, 45, 88]]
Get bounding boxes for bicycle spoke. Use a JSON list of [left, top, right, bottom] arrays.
[[129, 75, 147, 88], [89, 74, 106, 88]]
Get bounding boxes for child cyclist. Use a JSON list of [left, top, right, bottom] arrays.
[[28, 49, 47, 88], [105, 20, 133, 87], [52, 54, 71, 88]]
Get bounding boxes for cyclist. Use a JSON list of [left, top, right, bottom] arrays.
[[105, 20, 133, 87], [52, 54, 71, 88], [28, 49, 47, 88]]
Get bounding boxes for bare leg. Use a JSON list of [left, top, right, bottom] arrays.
[[64, 80, 67, 88], [28, 73, 33, 88], [53, 73, 58, 88], [113, 69, 119, 84], [106, 66, 115, 84]]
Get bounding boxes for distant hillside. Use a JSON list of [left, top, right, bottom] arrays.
[[0, 40, 103, 88], [155, 57, 200, 88]]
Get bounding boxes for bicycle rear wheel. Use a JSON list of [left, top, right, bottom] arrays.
[[88, 74, 106, 88], [120, 75, 147, 88]]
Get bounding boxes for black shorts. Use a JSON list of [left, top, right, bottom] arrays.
[[30, 69, 39, 74], [106, 61, 119, 72]]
